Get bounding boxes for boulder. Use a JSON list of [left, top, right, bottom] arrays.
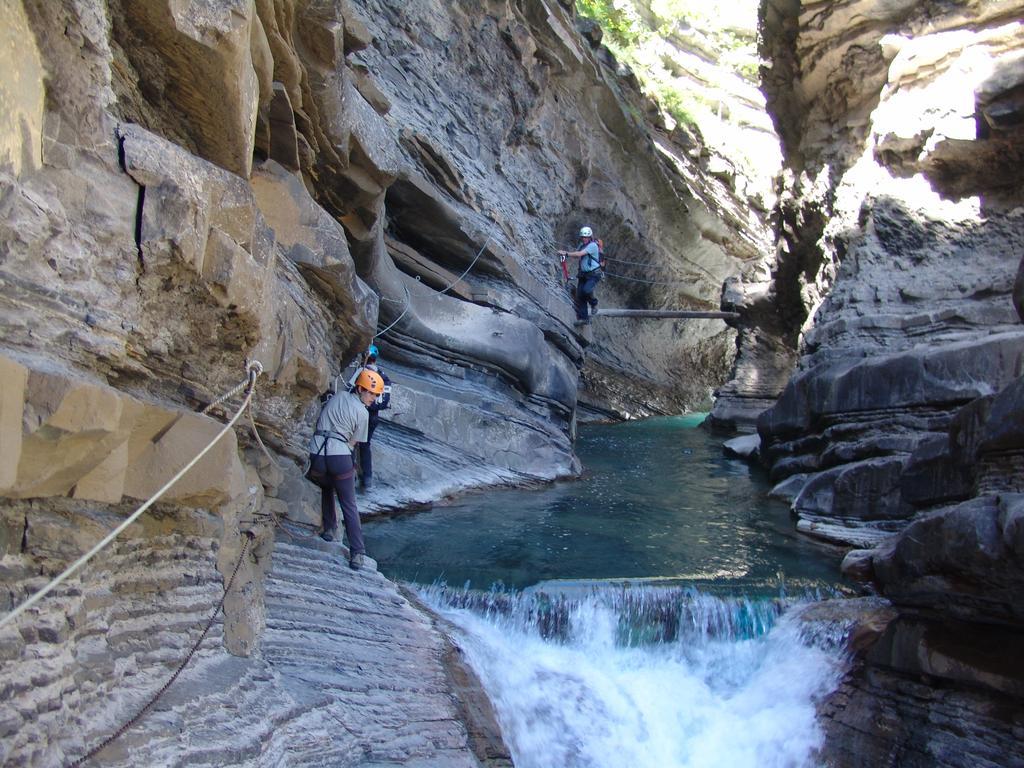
[[873, 494, 1024, 625], [899, 434, 972, 509], [0, 352, 247, 506], [840, 549, 877, 582], [722, 433, 760, 459], [118, 123, 342, 418], [251, 158, 376, 355], [120, 122, 274, 330], [793, 455, 911, 522], [113, 0, 262, 178], [762, 332, 1024, 439]]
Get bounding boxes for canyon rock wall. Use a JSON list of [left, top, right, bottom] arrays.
[[0, 0, 764, 764], [346, 0, 770, 423], [733, 1, 1024, 764]]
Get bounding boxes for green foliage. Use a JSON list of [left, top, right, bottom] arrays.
[[659, 88, 699, 129], [575, 0, 646, 49], [575, 0, 760, 135], [649, 0, 756, 55], [736, 59, 760, 80]]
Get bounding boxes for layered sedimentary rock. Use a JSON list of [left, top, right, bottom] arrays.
[[348, 0, 770, 421], [3, 529, 507, 767], [0, 0, 765, 765], [731, 1, 1024, 763]]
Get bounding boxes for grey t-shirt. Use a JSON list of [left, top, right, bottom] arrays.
[[308, 391, 369, 456]]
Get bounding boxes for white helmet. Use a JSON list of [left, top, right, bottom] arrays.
[[579, 226, 593, 238]]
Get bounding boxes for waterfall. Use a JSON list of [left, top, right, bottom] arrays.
[[419, 584, 848, 768]]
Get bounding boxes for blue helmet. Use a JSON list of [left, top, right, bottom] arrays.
[[367, 344, 379, 358]]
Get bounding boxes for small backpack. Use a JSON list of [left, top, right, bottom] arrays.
[[304, 390, 335, 488], [578, 238, 605, 274]]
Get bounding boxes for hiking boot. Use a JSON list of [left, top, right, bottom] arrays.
[[319, 529, 334, 542], [360, 477, 373, 491], [574, 318, 587, 326], [349, 553, 364, 571], [591, 304, 598, 315]]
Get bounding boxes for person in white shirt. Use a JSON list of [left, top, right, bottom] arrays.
[[307, 368, 383, 570]]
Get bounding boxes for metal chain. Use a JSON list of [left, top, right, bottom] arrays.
[[68, 533, 253, 768], [603, 270, 695, 286], [267, 510, 320, 541]]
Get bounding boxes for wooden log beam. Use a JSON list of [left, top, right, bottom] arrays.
[[595, 309, 740, 320]]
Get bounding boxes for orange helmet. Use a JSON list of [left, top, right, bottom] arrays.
[[354, 368, 384, 395]]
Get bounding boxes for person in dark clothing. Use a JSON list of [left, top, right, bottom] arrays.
[[350, 345, 392, 491], [558, 225, 603, 325], [307, 368, 383, 570]]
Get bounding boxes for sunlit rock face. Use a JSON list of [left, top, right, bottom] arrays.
[[566, 2, 791, 434], [751, 0, 1024, 537], [745, 1, 1024, 763]]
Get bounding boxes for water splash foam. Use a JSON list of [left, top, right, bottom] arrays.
[[420, 583, 847, 768]]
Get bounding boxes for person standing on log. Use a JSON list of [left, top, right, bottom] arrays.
[[558, 225, 603, 325], [307, 368, 383, 570]]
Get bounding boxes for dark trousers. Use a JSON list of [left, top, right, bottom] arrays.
[[308, 453, 365, 554], [357, 413, 379, 483], [575, 272, 601, 319]]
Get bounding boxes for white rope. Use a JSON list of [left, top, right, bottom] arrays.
[[373, 282, 413, 340], [0, 361, 265, 633], [436, 236, 489, 297], [200, 374, 254, 415], [374, 236, 490, 341], [248, 408, 282, 471]]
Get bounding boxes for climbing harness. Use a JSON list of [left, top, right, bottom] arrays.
[[305, 428, 353, 488], [0, 361, 265, 633], [67, 533, 253, 767]]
